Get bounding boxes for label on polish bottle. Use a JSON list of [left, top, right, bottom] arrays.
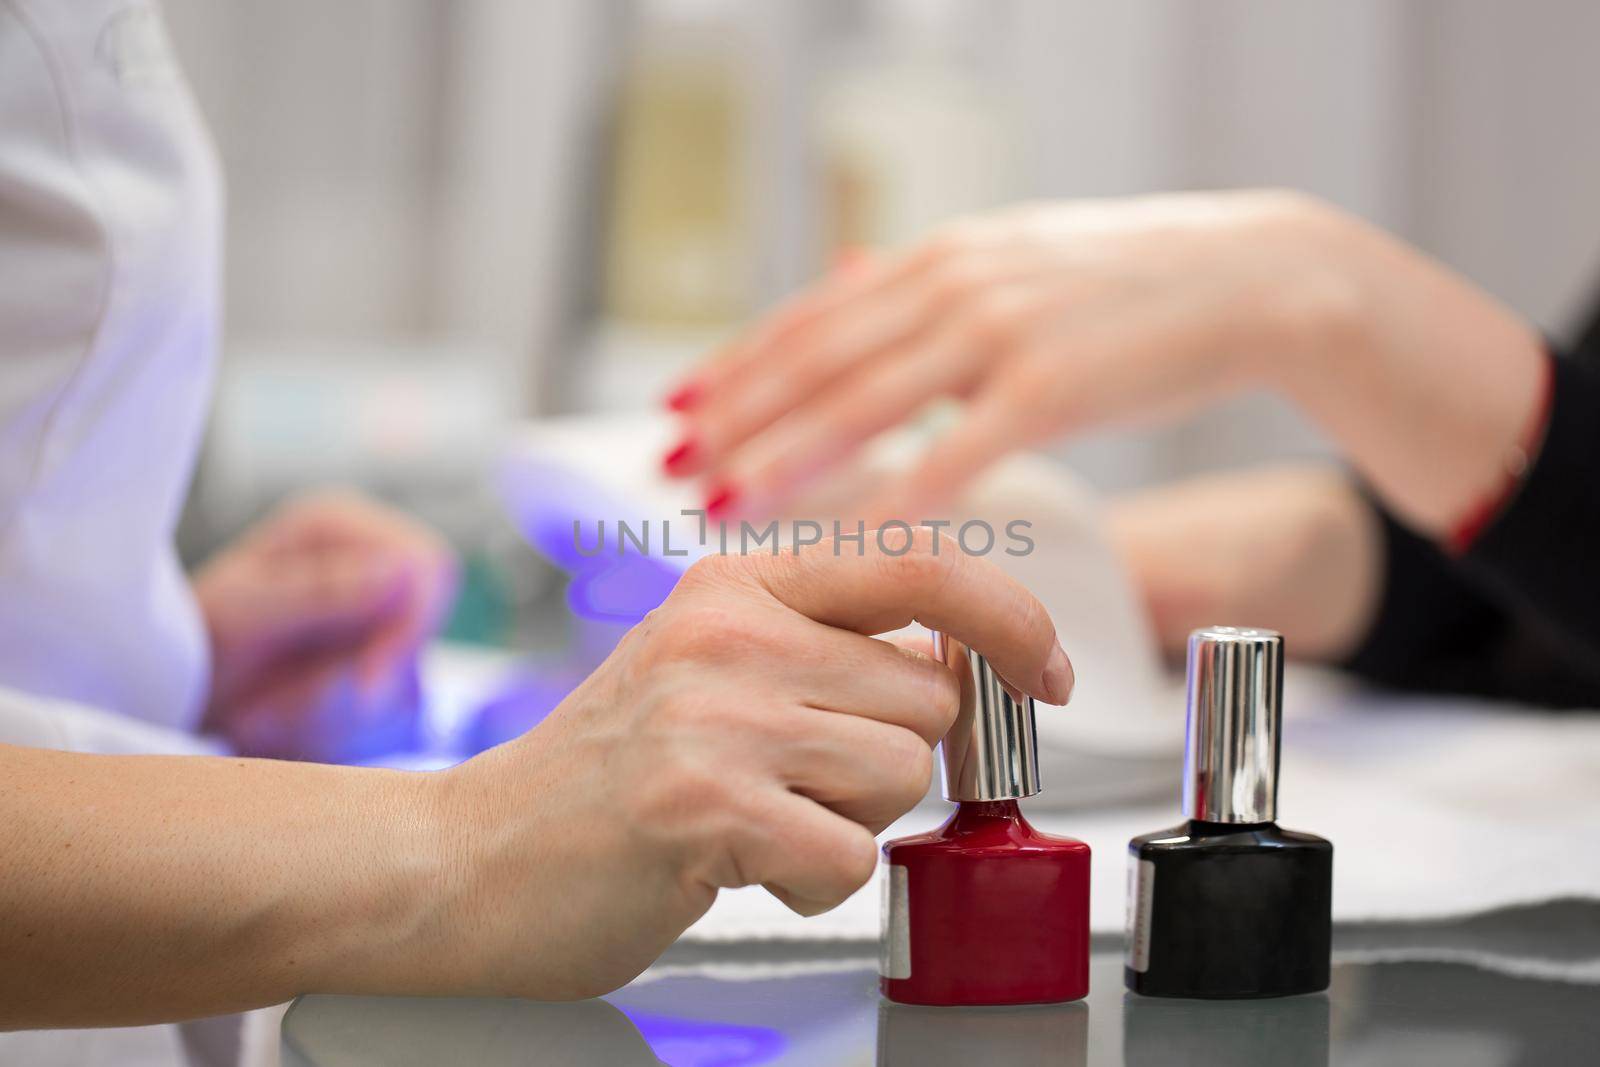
[[879, 863, 911, 979], [1125, 856, 1155, 973]]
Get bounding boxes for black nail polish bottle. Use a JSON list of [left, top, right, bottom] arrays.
[[1125, 627, 1332, 999]]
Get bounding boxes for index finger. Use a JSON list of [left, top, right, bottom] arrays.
[[728, 528, 1074, 705], [676, 252, 902, 404]]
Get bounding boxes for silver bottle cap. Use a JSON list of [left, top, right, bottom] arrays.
[[1182, 626, 1284, 824], [933, 631, 1041, 802]]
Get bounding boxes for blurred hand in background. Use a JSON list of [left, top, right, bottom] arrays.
[[1106, 465, 1382, 661], [193, 490, 457, 761], [665, 188, 1547, 660], [663, 189, 1544, 539]]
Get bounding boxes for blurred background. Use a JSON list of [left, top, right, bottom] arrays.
[[155, 0, 1600, 689]]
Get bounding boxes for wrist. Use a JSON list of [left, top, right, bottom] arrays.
[[1442, 347, 1554, 554], [1253, 195, 1377, 397], [302, 768, 462, 996], [1261, 201, 1549, 537]]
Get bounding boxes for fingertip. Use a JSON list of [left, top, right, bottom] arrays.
[[661, 436, 701, 478], [704, 481, 740, 520], [664, 381, 703, 412], [1042, 641, 1075, 705], [772, 889, 834, 918]]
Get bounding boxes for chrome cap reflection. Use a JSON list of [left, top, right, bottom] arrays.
[[1181, 626, 1284, 824], [933, 632, 1041, 803]]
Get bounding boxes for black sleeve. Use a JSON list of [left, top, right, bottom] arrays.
[[1344, 352, 1600, 708]]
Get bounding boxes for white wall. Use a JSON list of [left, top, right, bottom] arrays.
[[1003, 0, 1600, 485]]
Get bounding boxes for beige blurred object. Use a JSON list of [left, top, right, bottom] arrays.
[[814, 0, 1018, 254], [604, 7, 752, 327]]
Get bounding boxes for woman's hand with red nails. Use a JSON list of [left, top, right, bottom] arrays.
[[662, 190, 1546, 539]]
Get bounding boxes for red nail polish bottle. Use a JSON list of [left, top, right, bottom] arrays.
[[880, 634, 1091, 1006]]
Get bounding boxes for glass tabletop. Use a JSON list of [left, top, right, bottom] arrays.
[[281, 903, 1600, 1066]]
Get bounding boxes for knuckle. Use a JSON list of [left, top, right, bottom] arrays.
[[677, 603, 746, 651], [652, 688, 735, 738], [797, 829, 877, 910], [912, 228, 966, 270], [648, 757, 740, 825], [678, 552, 737, 590], [693, 800, 781, 891], [907, 524, 952, 558], [961, 293, 1019, 348], [681, 768, 738, 815], [884, 730, 936, 807], [1009, 585, 1054, 654], [708, 837, 757, 891], [876, 531, 955, 590], [928, 258, 983, 304], [771, 353, 824, 399], [635, 603, 748, 670], [1005, 347, 1059, 395], [832, 827, 880, 894]]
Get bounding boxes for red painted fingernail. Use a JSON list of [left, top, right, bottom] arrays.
[[704, 482, 739, 519], [662, 437, 700, 477], [665, 381, 702, 412]]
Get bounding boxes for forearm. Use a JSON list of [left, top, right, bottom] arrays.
[[1269, 202, 1548, 539], [0, 744, 449, 1029], [1279, 208, 1600, 686]]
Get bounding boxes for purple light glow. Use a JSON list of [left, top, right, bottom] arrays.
[[532, 515, 683, 623], [618, 1009, 787, 1067], [502, 457, 689, 624]]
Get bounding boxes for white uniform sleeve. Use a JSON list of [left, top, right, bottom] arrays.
[[0, 0, 220, 731], [0, 683, 224, 755]]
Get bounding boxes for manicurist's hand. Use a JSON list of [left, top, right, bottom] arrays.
[[663, 191, 1547, 539], [193, 489, 457, 761], [1, 534, 1070, 1028], [425, 531, 1073, 1000]]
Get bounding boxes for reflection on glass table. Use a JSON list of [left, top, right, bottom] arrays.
[[282, 902, 1600, 1066]]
